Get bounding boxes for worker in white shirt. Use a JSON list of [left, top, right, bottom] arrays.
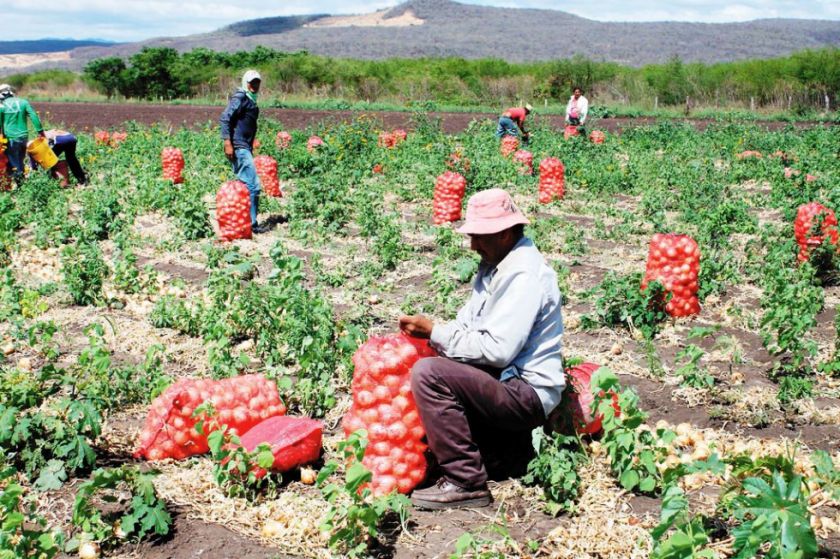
[[400, 188, 565, 510], [565, 86, 589, 127]]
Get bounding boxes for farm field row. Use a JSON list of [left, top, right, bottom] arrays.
[[31, 101, 835, 135], [1, 113, 839, 558]]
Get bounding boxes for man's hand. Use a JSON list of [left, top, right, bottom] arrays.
[[38, 130, 46, 139], [223, 139, 235, 161], [399, 315, 434, 339]]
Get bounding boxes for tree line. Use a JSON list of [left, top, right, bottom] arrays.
[[74, 45, 840, 112]]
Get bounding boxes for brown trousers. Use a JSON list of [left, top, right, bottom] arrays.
[[411, 357, 546, 489]]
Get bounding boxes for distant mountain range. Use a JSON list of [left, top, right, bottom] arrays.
[[4, 0, 840, 73], [0, 39, 116, 55]]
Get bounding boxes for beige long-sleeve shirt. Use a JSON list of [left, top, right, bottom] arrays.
[[430, 237, 566, 417]]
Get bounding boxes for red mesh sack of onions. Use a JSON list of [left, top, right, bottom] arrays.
[[794, 202, 839, 263], [0, 152, 12, 191], [342, 334, 437, 496], [216, 180, 252, 241], [135, 374, 287, 461], [392, 129, 407, 144], [378, 131, 395, 148], [307, 135, 324, 152], [642, 233, 701, 317], [513, 150, 533, 175], [254, 155, 281, 197], [110, 132, 127, 146], [538, 157, 565, 203], [500, 135, 519, 157], [590, 130, 606, 144], [276, 131, 292, 150], [94, 131, 110, 145], [564, 125, 580, 140], [433, 171, 466, 225], [161, 147, 185, 184]]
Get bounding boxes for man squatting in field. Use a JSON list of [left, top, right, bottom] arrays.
[[495, 103, 532, 144], [0, 84, 45, 186], [400, 188, 565, 509], [220, 70, 266, 233]]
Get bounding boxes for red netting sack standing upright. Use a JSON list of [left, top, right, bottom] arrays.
[[513, 150, 533, 175], [307, 136, 324, 152], [110, 132, 128, 146], [378, 132, 395, 148], [642, 233, 701, 317], [0, 151, 11, 191], [135, 374, 287, 461], [94, 131, 110, 146], [392, 129, 407, 145], [564, 125, 580, 140], [216, 180, 252, 241], [276, 131, 292, 150], [500, 136, 519, 157], [538, 157, 565, 203], [433, 171, 466, 225], [590, 130, 606, 144], [794, 202, 839, 263], [342, 334, 437, 496], [161, 147, 185, 184], [254, 155, 281, 197]]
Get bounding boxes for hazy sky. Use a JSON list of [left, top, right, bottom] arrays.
[[5, 0, 840, 42]]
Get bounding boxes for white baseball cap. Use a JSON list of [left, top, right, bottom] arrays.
[[0, 84, 13, 98]]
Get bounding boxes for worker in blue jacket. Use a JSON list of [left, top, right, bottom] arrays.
[[220, 70, 264, 233]]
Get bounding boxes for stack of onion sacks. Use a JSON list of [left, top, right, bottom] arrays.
[[342, 334, 437, 495]]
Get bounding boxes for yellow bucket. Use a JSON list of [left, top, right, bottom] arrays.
[[27, 137, 58, 170]]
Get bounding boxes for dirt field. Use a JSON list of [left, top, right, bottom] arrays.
[[32, 101, 831, 134]]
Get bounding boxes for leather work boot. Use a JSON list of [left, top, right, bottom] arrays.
[[410, 478, 492, 510]]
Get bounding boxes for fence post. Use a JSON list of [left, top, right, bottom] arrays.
[[750, 97, 755, 111], [654, 96, 658, 110], [825, 93, 830, 112]]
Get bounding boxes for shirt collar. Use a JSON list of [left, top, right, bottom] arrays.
[[495, 236, 531, 275]]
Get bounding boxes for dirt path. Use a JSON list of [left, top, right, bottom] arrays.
[[33, 101, 833, 134]]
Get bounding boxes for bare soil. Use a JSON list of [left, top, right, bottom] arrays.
[[33, 102, 835, 135]]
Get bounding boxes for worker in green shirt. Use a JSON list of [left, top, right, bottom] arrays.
[[0, 84, 45, 186]]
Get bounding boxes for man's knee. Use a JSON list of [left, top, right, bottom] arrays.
[[411, 356, 446, 393]]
